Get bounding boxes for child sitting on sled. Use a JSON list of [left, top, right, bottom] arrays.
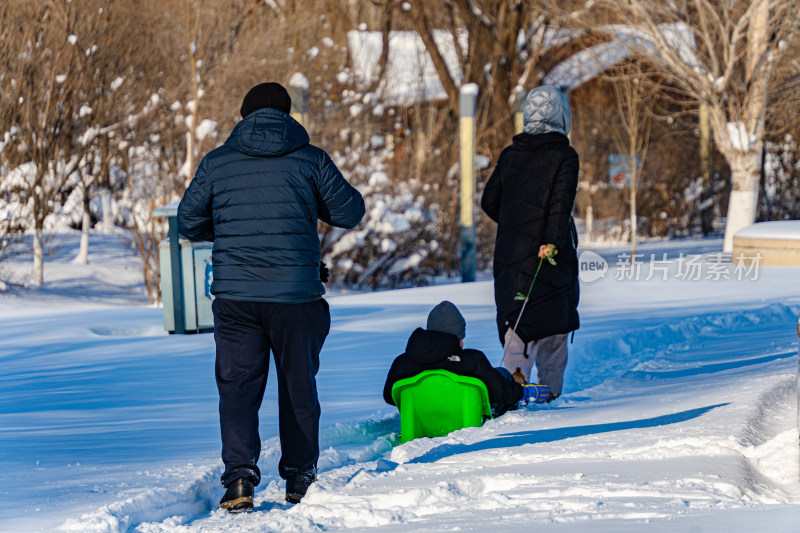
[[383, 301, 549, 416]]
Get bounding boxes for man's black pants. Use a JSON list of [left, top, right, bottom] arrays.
[[212, 297, 330, 488]]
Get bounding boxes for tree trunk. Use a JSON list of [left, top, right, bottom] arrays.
[[135, 231, 156, 304], [721, 0, 769, 252], [100, 135, 112, 234], [722, 150, 761, 252], [185, 130, 195, 187], [699, 103, 714, 235], [185, 0, 200, 189], [708, 105, 764, 252], [101, 188, 113, 233], [76, 187, 91, 264], [33, 222, 44, 286]]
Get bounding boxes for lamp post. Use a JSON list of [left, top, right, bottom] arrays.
[[459, 83, 478, 283], [514, 85, 525, 135]]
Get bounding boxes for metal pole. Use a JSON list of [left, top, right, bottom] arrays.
[[168, 216, 185, 334], [289, 73, 309, 127], [513, 86, 525, 135], [459, 84, 478, 283]]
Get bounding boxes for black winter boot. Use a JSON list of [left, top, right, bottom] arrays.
[[285, 471, 316, 504], [220, 476, 254, 513]]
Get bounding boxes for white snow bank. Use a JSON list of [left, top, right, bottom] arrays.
[[734, 220, 800, 240], [57, 467, 219, 533]]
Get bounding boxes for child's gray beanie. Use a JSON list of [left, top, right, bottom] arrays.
[[426, 301, 466, 340]]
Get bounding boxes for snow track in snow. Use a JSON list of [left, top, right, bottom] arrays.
[[58, 302, 800, 533], [57, 418, 400, 533]]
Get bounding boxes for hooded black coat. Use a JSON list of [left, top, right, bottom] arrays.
[[481, 132, 580, 344], [178, 108, 365, 303], [383, 328, 523, 408]]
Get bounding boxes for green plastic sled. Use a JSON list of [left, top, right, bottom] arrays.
[[391, 369, 493, 443]]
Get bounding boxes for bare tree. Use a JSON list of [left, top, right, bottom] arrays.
[[69, 0, 169, 262], [0, 1, 96, 285], [398, 1, 591, 150], [0, 0, 180, 283], [607, 63, 658, 260], [591, 0, 800, 251]]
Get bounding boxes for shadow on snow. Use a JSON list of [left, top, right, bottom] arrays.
[[407, 403, 728, 464], [622, 352, 796, 380]]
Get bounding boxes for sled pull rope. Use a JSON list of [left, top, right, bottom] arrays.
[[502, 258, 544, 364], [510, 257, 544, 335]]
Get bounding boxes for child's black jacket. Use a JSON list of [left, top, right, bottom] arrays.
[[383, 328, 523, 407]]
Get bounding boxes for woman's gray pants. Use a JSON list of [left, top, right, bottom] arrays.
[[501, 328, 568, 397]]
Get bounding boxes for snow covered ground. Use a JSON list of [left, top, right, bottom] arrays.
[[1, 231, 799, 532]]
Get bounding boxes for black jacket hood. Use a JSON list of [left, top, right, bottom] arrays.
[[225, 107, 309, 157], [511, 131, 570, 151], [404, 327, 461, 365]]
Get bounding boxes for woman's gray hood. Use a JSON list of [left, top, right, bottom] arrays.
[[523, 85, 571, 136]]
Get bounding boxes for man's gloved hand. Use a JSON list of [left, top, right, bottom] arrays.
[[522, 383, 550, 404], [538, 244, 558, 265], [320, 261, 329, 283]]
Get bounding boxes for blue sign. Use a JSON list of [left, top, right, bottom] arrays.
[[205, 259, 214, 300], [608, 154, 641, 189]]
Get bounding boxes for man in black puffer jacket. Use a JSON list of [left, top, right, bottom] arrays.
[[384, 301, 524, 416], [481, 85, 579, 403], [178, 82, 365, 512]]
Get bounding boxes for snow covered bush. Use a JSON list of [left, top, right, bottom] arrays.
[[115, 125, 186, 303], [322, 143, 446, 289]]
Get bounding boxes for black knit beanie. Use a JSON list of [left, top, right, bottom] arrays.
[[240, 82, 291, 117]]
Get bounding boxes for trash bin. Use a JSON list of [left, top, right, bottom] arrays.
[[154, 202, 214, 334]]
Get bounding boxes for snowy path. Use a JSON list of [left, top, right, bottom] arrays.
[[1, 233, 799, 532], [61, 302, 800, 533]]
